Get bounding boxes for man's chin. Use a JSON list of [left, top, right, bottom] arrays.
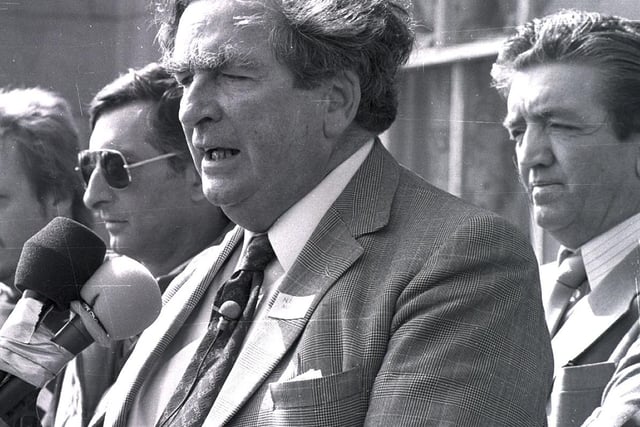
[[533, 207, 572, 232], [109, 239, 133, 258]]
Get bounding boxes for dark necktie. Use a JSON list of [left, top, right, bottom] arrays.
[[156, 234, 275, 427], [547, 251, 588, 337]]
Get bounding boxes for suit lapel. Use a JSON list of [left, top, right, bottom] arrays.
[[104, 227, 243, 426], [551, 247, 640, 374], [208, 140, 399, 425], [210, 216, 364, 425]]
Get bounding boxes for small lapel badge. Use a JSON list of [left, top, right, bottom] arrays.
[[268, 292, 316, 320]]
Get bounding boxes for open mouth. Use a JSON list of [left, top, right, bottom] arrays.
[[206, 148, 240, 161], [530, 181, 560, 189], [102, 218, 126, 225]]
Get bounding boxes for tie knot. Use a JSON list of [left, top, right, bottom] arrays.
[[557, 252, 586, 290], [238, 234, 275, 272]]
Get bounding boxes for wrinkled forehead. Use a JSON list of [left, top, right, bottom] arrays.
[[506, 63, 608, 117], [169, 0, 271, 71]]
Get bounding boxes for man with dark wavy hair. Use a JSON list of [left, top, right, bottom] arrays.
[[492, 9, 640, 427], [46, 63, 231, 426], [81, 63, 230, 283], [92, 1, 552, 425]]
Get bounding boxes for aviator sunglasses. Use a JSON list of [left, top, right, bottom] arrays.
[[77, 149, 179, 189]]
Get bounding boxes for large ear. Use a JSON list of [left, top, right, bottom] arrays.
[[323, 70, 361, 138], [185, 166, 207, 202]]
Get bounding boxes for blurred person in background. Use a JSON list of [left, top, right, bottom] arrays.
[[0, 86, 90, 424], [492, 9, 640, 427], [0, 87, 89, 327]]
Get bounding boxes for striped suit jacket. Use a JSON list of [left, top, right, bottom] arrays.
[[540, 247, 640, 427], [94, 141, 553, 426]]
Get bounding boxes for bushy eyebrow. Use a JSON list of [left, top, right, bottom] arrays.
[[164, 45, 263, 75], [503, 108, 609, 132], [503, 107, 585, 127], [502, 113, 522, 130]]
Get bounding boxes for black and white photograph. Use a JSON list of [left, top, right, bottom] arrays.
[[0, 1, 639, 426]]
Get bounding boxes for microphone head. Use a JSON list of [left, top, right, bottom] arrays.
[[218, 300, 242, 321], [14, 217, 107, 310], [80, 255, 162, 340]]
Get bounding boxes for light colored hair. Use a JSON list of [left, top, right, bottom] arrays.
[[154, 0, 415, 134], [0, 87, 89, 224]]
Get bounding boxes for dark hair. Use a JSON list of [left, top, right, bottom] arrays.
[[491, 9, 640, 140], [0, 87, 90, 225], [90, 62, 190, 172], [153, 0, 414, 134]]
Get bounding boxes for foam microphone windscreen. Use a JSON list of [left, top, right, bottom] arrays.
[[14, 217, 106, 310], [80, 255, 162, 340], [0, 256, 162, 418]]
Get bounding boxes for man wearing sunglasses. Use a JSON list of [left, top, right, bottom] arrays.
[[80, 63, 230, 285], [0, 87, 90, 328], [46, 63, 231, 426]]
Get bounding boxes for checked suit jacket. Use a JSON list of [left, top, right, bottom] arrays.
[[94, 141, 553, 426]]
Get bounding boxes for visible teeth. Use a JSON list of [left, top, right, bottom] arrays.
[[209, 148, 237, 161], [210, 149, 225, 161]]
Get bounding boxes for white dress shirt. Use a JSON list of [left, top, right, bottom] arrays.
[[580, 212, 640, 292]]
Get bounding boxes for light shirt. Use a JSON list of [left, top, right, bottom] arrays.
[[127, 139, 373, 426], [55, 250, 210, 427], [580, 212, 640, 291], [250, 138, 373, 318]]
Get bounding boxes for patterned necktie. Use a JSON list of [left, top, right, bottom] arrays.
[[547, 251, 587, 337], [155, 234, 275, 427]]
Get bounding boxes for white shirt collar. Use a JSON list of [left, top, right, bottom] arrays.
[[575, 212, 640, 290], [241, 139, 374, 272]]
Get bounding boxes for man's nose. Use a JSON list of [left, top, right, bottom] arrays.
[[179, 74, 223, 130], [516, 125, 554, 169], [82, 165, 114, 210]]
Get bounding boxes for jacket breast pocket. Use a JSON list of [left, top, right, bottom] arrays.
[[549, 361, 616, 427], [268, 366, 367, 426]]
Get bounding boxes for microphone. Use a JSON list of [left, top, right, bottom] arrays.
[[0, 217, 106, 421], [215, 300, 242, 332], [0, 219, 162, 418], [70, 254, 162, 343], [14, 216, 107, 312], [0, 255, 162, 417]]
